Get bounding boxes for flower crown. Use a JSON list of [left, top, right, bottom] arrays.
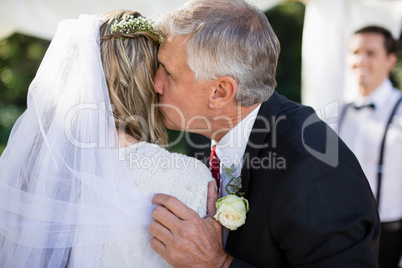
[[110, 15, 161, 42]]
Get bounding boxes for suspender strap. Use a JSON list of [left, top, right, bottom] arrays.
[[376, 96, 402, 207]]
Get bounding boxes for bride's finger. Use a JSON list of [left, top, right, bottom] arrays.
[[152, 193, 198, 221]]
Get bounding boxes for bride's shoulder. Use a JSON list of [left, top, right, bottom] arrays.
[[121, 142, 213, 182], [169, 151, 212, 179], [121, 142, 212, 217]]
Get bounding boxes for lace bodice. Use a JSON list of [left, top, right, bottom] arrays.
[[100, 142, 213, 267]]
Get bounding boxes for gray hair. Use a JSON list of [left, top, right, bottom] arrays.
[[157, 0, 280, 106]]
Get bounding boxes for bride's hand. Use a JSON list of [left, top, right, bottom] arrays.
[[149, 182, 233, 267]]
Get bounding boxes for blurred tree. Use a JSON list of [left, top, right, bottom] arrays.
[[391, 32, 402, 90], [0, 34, 50, 154], [266, 1, 305, 103]]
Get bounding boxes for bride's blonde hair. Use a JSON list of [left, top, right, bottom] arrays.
[[99, 10, 167, 146]]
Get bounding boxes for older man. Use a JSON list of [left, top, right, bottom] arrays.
[[149, 0, 380, 267]]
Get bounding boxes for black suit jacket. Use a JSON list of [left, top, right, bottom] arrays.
[[191, 93, 380, 267]]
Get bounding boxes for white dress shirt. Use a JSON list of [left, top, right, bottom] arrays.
[[211, 104, 261, 246], [339, 79, 402, 222]]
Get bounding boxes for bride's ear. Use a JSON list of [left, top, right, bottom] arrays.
[[208, 76, 237, 109]]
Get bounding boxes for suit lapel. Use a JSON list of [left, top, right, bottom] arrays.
[[225, 92, 282, 252]]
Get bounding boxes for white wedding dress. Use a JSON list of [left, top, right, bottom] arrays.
[[0, 15, 213, 268], [99, 142, 213, 267]]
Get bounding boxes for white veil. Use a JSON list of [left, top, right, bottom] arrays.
[[0, 15, 155, 267]]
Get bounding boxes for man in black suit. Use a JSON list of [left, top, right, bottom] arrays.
[[149, 0, 380, 266]]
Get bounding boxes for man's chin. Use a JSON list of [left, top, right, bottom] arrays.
[[360, 79, 373, 87], [162, 119, 181, 131], [355, 73, 370, 82], [356, 78, 369, 87]]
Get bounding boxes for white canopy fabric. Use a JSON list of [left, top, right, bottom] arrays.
[[0, 0, 401, 116], [0, 0, 282, 40]]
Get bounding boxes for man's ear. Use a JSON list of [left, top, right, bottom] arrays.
[[208, 76, 237, 109], [387, 52, 397, 71]]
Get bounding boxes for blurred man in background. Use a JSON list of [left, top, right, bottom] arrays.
[[339, 26, 402, 267]]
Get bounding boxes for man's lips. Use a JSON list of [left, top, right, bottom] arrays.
[[353, 68, 369, 77]]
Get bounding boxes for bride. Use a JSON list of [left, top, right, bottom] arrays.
[[0, 10, 213, 267]]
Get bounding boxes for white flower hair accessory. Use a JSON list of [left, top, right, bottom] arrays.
[[214, 164, 249, 231], [110, 15, 161, 42]]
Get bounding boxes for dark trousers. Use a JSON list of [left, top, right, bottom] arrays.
[[378, 220, 402, 268]]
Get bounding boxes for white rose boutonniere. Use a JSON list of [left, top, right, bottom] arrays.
[[214, 194, 249, 231], [214, 164, 249, 231]]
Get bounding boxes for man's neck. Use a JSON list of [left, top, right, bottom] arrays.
[[359, 80, 384, 97], [207, 103, 260, 142]]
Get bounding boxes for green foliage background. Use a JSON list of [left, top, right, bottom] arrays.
[[0, 1, 401, 155], [0, 35, 50, 154]]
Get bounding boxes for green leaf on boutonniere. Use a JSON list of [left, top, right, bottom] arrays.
[[224, 166, 234, 174], [222, 164, 244, 197]]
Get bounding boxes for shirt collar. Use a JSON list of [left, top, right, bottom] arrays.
[[355, 79, 393, 109], [212, 104, 261, 168]]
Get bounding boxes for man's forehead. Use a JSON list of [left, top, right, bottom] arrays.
[[158, 45, 172, 65], [158, 36, 188, 68], [350, 33, 385, 49], [352, 33, 384, 44]]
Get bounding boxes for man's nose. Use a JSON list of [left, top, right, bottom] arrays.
[[154, 67, 164, 95], [354, 53, 368, 66]]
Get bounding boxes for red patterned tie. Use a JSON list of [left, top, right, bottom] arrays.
[[209, 145, 220, 189]]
